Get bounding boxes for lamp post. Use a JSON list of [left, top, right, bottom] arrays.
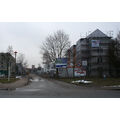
[[14, 51, 17, 78], [8, 54, 11, 81]]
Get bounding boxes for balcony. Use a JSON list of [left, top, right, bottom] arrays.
[[90, 52, 108, 56]]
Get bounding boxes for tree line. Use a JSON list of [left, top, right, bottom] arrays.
[[109, 32, 120, 77]]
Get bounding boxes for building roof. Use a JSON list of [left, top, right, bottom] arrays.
[[86, 29, 109, 38], [0, 52, 15, 61]]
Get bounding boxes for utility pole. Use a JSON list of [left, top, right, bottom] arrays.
[[7, 53, 11, 81], [14, 51, 17, 78], [73, 45, 76, 78], [8, 62, 11, 81]]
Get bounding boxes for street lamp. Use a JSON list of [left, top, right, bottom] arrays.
[[8, 54, 11, 81], [14, 51, 17, 78]]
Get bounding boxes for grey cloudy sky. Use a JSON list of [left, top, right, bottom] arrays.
[[0, 22, 120, 67]]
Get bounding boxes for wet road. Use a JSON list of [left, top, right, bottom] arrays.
[[0, 75, 120, 98]]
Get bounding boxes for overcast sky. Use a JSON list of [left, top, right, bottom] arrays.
[[1, 22, 120, 68]]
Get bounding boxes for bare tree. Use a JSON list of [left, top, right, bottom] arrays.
[[42, 50, 52, 64], [7, 45, 14, 56], [23, 60, 28, 68], [108, 32, 120, 77], [17, 53, 28, 68], [41, 30, 71, 64], [117, 31, 120, 42]]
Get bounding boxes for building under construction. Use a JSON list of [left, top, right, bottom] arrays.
[[76, 29, 113, 77]]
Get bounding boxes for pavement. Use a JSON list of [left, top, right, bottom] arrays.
[[0, 74, 120, 98], [0, 76, 29, 90]]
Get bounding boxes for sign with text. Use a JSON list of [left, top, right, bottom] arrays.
[[82, 61, 87, 66], [55, 58, 67, 68], [91, 40, 100, 47], [74, 68, 86, 77]]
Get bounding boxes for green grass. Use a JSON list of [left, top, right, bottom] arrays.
[[88, 77, 120, 86], [55, 77, 120, 87], [0, 78, 19, 84], [55, 77, 84, 85]]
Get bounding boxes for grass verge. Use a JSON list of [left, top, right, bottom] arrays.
[[55, 77, 120, 87], [0, 78, 19, 84]]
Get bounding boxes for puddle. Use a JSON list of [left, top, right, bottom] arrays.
[[33, 79, 39, 82], [40, 79, 44, 82], [30, 79, 39, 82], [72, 80, 92, 84], [16, 76, 22, 79]]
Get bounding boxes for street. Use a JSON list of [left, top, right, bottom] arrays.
[[0, 75, 120, 98]]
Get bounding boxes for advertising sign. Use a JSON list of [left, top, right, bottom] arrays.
[[55, 58, 67, 68], [91, 40, 100, 47], [74, 68, 86, 77]]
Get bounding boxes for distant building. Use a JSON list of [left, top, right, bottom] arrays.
[[76, 29, 112, 77], [43, 64, 49, 73], [25, 68, 32, 74], [0, 53, 15, 76], [32, 65, 35, 69], [31, 65, 37, 73], [67, 45, 76, 68]]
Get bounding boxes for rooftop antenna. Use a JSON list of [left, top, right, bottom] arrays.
[[106, 31, 109, 36], [106, 31, 113, 37], [88, 31, 91, 35], [109, 31, 113, 37], [80, 33, 82, 38], [86, 32, 88, 37]]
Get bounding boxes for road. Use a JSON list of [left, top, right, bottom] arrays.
[[0, 75, 120, 98]]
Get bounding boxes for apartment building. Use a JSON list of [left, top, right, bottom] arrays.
[[76, 29, 112, 77], [0, 53, 15, 76]]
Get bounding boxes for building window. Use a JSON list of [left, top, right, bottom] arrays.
[[100, 57, 102, 63], [97, 58, 99, 63], [97, 57, 102, 63]]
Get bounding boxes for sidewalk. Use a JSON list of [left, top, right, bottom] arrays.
[[102, 85, 120, 90], [0, 76, 29, 90]]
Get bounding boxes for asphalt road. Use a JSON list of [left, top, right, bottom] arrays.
[[0, 75, 120, 98]]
